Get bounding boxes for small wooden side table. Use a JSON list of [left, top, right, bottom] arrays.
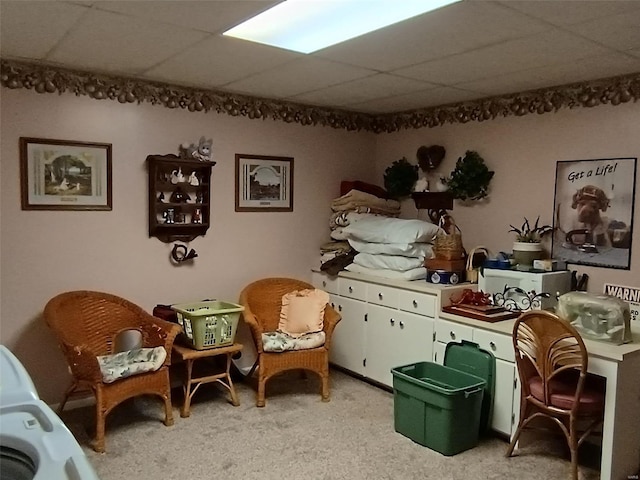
[[172, 342, 243, 418]]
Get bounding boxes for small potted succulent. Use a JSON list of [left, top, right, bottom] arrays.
[[508, 216, 553, 266]]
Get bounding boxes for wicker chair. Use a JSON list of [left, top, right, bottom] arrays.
[[44, 290, 182, 453], [506, 310, 605, 480], [238, 278, 341, 407]]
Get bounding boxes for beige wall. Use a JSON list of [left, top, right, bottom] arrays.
[[375, 102, 640, 295], [0, 88, 375, 402], [1, 87, 639, 403]]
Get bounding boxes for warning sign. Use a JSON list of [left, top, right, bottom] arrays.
[[603, 283, 640, 323]]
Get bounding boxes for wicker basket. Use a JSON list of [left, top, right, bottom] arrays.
[[466, 246, 490, 283], [432, 214, 465, 260]]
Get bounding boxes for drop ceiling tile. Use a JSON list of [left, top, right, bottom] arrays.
[[0, 1, 88, 59], [145, 36, 300, 88], [348, 86, 483, 114], [221, 57, 375, 99], [292, 74, 437, 107], [395, 28, 613, 86], [499, 0, 640, 26], [458, 52, 640, 96], [94, 0, 279, 34], [564, 9, 640, 52], [316, 1, 551, 71], [48, 8, 208, 74]]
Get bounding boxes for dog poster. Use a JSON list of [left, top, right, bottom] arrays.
[[552, 157, 637, 269]]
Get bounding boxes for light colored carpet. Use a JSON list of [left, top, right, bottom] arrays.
[[61, 368, 600, 480]]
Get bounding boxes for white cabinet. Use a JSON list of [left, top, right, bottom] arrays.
[[312, 272, 454, 389], [366, 304, 434, 386], [433, 318, 518, 438], [331, 295, 367, 377]]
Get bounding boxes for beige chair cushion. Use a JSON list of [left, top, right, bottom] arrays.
[[262, 331, 326, 352], [279, 288, 329, 338], [97, 346, 166, 384]]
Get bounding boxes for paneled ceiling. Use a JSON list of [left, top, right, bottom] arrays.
[[2, 0, 640, 114]]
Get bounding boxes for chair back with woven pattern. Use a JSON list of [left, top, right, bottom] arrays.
[[239, 278, 314, 333], [45, 290, 161, 357], [513, 310, 588, 412]]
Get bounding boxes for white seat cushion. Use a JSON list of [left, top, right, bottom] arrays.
[[262, 331, 326, 352], [97, 346, 166, 384]]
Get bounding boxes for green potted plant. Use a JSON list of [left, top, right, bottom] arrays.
[[508, 216, 553, 266], [441, 150, 494, 201], [383, 157, 418, 199]]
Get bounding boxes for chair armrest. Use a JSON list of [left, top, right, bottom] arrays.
[[240, 305, 265, 354], [138, 315, 182, 366], [322, 304, 341, 351], [59, 342, 103, 383]]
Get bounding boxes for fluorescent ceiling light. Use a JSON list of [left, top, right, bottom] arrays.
[[223, 0, 460, 54]]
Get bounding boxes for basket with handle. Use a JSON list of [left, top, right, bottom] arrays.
[[433, 214, 465, 261], [466, 246, 490, 284]]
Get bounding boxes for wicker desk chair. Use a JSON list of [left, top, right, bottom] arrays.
[[506, 310, 605, 480], [44, 290, 181, 453], [239, 277, 341, 407]]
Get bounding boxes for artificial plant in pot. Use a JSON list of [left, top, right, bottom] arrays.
[[508, 216, 554, 267], [441, 150, 494, 201]]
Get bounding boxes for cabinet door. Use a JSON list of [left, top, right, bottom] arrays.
[[433, 341, 446, 365], [492, 358, 516, 436], [366, 305, 433, 387], [331, 296, 367, 376]]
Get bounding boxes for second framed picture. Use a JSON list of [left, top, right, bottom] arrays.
[[235, 154, 294, 212]]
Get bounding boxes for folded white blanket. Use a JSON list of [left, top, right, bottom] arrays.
[[348, 239, 433, 259], [354, 253, 425, 272], [345, 263, 427, 281]]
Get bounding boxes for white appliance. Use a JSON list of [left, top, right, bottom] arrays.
[[478, 268, 572, 310], [0, 345, 100, 480]]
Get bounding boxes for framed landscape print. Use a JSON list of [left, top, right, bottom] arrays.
[[552, 157, 636, 270], [20, 137, 112, 211], [235, 154, 294, 212]]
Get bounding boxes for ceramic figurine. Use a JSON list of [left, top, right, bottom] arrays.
[[163, 208, 175, 224], [170, 186, 190, 203], [189, 172, 200, 186], [157, 192, 166, 203], [192, 208, 202, 224], [179, 137, 214, 163], [170, 167, 185, 184]]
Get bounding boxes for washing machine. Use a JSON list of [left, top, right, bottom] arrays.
[[0, 345, 100, 480]]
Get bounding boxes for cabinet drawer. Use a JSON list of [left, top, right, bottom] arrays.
[[338, 278, 368, 301], [311, 272, 338, 294], [473, 329, 514, 362], [397, 290, 436, 317], [367, 285, 399, 308], [435, 319, 473, 344]]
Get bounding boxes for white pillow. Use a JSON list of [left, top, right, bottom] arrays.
[[354, 253, 425, 272], [345, 263, 427, 281], [348, 239, 433, 258], [342, 216, 442, 244]]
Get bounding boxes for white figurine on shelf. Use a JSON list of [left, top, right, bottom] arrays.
[[170, 167, 185, 184], [189, 172, 200, 186]]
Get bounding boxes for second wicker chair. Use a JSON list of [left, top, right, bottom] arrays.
[[238, 277, 341, 407]]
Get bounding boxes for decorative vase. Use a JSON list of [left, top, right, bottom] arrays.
[[512, 242, 544, 266]]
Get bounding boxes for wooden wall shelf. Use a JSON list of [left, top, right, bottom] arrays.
[[411, 192, 454, 210]]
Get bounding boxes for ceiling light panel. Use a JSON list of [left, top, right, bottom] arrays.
[[223, 0, 460, 54]]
